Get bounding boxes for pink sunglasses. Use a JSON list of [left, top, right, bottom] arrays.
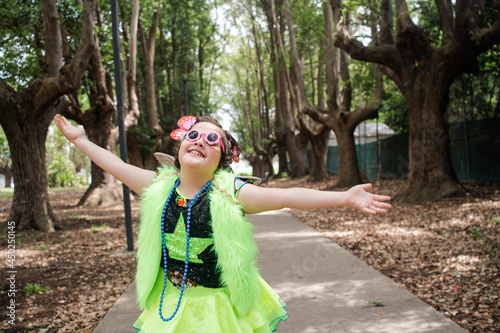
[[185, 129, 225, 153]]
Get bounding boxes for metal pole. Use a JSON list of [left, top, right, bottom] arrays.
[[364, 121, 367, 176], [110, 0, 134, 251], [376, 117, 381, 179]]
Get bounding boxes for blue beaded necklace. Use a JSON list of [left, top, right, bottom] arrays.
[[159, 177, 213, 322]]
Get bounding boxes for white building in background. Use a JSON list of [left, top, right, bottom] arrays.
[[328, 122, 395, 147]]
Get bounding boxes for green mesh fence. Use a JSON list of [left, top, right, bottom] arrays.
[[449, 118, 500, 182], [320, 118, 499, 182]]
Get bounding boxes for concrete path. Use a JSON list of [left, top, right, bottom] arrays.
[[94, 210, 467, 333]]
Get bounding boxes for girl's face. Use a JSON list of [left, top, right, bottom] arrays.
[[178, 122, 224, 175]]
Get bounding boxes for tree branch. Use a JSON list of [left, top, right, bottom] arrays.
[[34, 0, 96, 113], [435, 0, 455, 44], [348, 101, 381, 130], [380, 0, 394, 45], [297, 112, 326, 137], [473, 14, 500, 53], [304, 107, 334, 129], [394, 0, 433, 62], [0, 80, 21, 134], [284, 0, 309, 109], [41, 0, 63, 77], [380, 66, 402, 90], [334, 19, 400, 69], [324, 1, 338, 109]]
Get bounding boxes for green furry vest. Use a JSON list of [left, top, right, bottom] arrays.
[[135, 166, 261, 316]]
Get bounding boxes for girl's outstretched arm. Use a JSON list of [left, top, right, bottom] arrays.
[[237, 182, 391, 215], [54, 115, 156, 194]]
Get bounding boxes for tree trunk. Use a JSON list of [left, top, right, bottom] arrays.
[[262, 0, 310, 178], [0, 0, 96, 231], [305, 1, 380, 186], [262, 0, 288, 178], [335, 125, 363, 186], [8, 113, 56, 231], [274, 68, 290, 177], [140, 9, 161, 133], [127, 0, 140, 119], [77, 117, 123, 206], [400, 70, 463, 201], [0, 166, 13, 188], [116, 0, 141, 171], [62, 36, 123, 207], [286, 132, 310, 178], [139, 5, 163, 162], [309, 127, 330, 182], [334, 0, 500, 201], [248, 154, 267, 179], [80, 168, 122, 206], [247, 147, 275, 181]]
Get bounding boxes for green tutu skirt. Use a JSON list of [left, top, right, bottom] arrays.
[[133, 276, 288, 332]]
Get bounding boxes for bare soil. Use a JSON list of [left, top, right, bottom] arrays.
[[0, 178, 499, 332]]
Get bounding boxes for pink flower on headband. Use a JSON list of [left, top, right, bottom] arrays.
[[170, 116, 197, 140], [170, 115, 240, 163], [233, 146, 239, 163]]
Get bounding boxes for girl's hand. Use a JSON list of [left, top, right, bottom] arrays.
[[54, 114, 85, 143], [346, 183, 391, 214]]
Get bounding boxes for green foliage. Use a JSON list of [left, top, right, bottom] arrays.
[[0, 1, 43, 88], [0, 0, 85, 89], [379, 90, 408, 134], [47, 152, 81, 188], [39, 243, 50, 253], [291, 0, 325, 104], [471, 230, 498, 256], [46, 123, 88, 188], [130, 121, 157, 156], [448, 44, 500, 122], [410, 0, 442, 46], [350, 60, 375, 109], [57, 0, 84, 47], [0, 126, 11, 168], [125, 0, 223, 153], [0, 188, 13, 198], [24, 283, 50, 294], [91, 224, 109, 233], [362, 300, 385, 307]]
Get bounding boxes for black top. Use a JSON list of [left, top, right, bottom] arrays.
[[160, 187, 223, 288]]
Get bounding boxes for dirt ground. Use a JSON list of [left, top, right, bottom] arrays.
[[0, 178, 499, 332], [0, 189, 139, 332]]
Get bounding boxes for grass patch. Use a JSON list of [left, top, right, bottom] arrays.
[[0, 187, 14, 198], [91, 224, 109, 233], [0, 186, 86, 199], [49, 186, 87, 192], [24, 283, 50, 294]]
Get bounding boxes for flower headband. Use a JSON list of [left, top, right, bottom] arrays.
[[170, 116, 239, 163], [170, 116, 197, 140]]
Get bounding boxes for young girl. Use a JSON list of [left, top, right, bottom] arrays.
[[54, 114, 391, 332]]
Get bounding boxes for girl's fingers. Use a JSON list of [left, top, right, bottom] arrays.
[[372, 206, 388, 213], [362, 207, 376, 214], [360, 183, 373, 190], [374, 195, 391, 202], [374, 201, 392, 209], [363, 202, 390, 214]]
